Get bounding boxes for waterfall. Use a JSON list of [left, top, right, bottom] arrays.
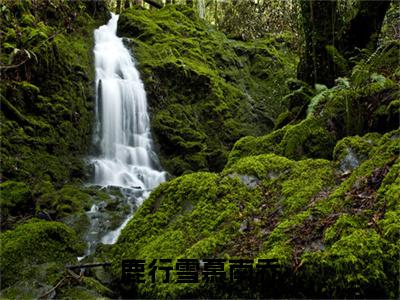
[[197, 0, 205, 19], [88, 13, 166, 248]]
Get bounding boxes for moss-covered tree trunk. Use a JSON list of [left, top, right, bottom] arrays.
[[339, 0, 392, 58], [298, 0, 392, 87], [297, 0, 337, 87]]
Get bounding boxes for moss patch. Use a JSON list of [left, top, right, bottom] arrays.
[[0, 219, 83, 292], [110, 128, 399, 298]]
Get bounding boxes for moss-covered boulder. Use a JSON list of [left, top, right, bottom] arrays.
[[280, 117, 336, 160], [36, 185, 91, 219], [0, 181, 32, 224], [110, 128, 399, 298], [0, 219, 84, 298], [333, 133, 381, 172], [227, 116, 335, 166], [117, 5, 297, 175]]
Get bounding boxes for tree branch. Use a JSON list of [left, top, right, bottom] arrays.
[[144, 0, 163, 9]]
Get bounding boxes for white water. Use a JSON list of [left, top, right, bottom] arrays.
[[89, 13, 166, 246]]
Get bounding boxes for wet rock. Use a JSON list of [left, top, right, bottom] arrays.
[[338, 148, 360, 173], [229, 173, 260, 189], [239, 219, 250, 232]]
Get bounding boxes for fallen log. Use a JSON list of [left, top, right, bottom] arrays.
[[144, 0, 163, 9], [66, 262, 111, 270]]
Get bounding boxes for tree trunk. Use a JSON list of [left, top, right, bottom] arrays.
[[297, 0, 391, 87], [297, 0, 337, 87], [339, 0, 392, 58]]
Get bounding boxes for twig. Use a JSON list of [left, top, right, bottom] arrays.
[[0, 58, 29, 70], [37, 276, 67, 299], [66, 262, 111, 270]]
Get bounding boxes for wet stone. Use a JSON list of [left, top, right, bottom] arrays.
[[229, 173, 261, 189]]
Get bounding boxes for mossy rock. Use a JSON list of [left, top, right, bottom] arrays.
[[117, 5, 297, 175], [0, 1, 108, 186], [110, 153, 334, 297], [284, 88, 312, 111], [0, 181, 32, 221], [274, 110, 295, 130], [333, 133, 381, 172], [226, 127, 287, 166], [110, 129, 399, 298], [0, 219, 84, 290], [228, 117, 335, 165], [35, 185, 90, 220], [280, 117, 336, 160], [0, 1, 109, 232]]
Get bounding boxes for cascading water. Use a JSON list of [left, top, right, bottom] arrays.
[[83, 13, 166, 257]]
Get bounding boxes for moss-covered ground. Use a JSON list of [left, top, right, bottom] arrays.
[[111, 127, 399, 298], [110, 19, 399, 297]]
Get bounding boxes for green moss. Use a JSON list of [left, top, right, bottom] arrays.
[[0, 2, 397, 298], [0, 181, 31, 220], [0, 0, 108, 185], [81, 277, 114, 296], [117, 5, 297, 175], [281, 159, 333, 213], [280, 117, 336, 160], [0, 264, 60, 299], [36, 185, 90, 219], [111, 171, 257, 297], [58, 287, 101, 300], [227, 128, 286, 166], [227, 40, 398, 166], [110, 154, 333, 297], [0, 219, 84, 289], [110, 128, 399, 298], [274, 110, 294, 130], [333, 133, 381, 172], [228, 117, 335, 164], [283, 88, 311, 113], [223, 153, 294, 180], [323, 213, 367, 245], [300, 229, 396, 298]]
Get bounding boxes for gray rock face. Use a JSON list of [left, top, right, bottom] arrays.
[[228, 173, 260, 189], [339, 148, 360, 173]]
